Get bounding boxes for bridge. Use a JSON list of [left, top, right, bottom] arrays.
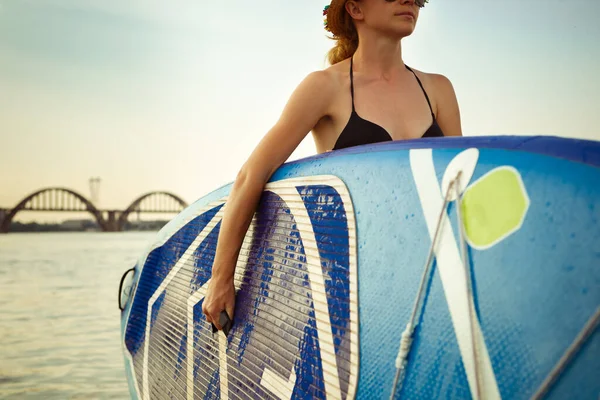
[[0, 187, 188, 233]]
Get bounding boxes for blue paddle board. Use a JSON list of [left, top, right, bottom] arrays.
[[119, 135, 600, 399]]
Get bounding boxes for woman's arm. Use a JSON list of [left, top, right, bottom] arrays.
[[202, 70, 337, 330]]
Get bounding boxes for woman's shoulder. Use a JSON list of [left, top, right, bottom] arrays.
[[408, 67, 457, 100], [301, 59, 350, 93]]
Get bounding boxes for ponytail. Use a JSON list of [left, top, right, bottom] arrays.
[[327, 36, 358, 65], [325, 1, 359, 65]]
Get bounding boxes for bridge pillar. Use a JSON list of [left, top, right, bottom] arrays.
[[0, 209, 6, 233], [104, 210, 123, 232]]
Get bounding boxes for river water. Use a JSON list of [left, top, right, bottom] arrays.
[[0, 232, 156, 399]]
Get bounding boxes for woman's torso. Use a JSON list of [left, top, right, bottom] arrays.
[[312, 57, 445, 153]]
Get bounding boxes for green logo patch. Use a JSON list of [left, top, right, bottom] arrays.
[[461, 166, 530, 249]]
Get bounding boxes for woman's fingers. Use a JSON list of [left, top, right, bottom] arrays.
[[202, 278, 235, 332], [203, 301, 221, 330]]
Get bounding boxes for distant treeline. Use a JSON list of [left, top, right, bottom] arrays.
[[8, 220, 170, 233]]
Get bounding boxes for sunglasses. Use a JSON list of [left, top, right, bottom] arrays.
[[384, 0, 428, 8]]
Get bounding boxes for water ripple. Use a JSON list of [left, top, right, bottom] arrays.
[[0, 232, 155, 399]]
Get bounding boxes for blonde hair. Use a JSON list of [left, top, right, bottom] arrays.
[[325, 1, 359, 65]]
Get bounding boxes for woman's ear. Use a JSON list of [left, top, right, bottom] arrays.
[[345, 1, 365, 21]]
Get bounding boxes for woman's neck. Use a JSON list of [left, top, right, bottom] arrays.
[[352, 32, 405, 81]]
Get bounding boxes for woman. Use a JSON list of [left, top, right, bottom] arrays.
[[202, 0, 463, 331]]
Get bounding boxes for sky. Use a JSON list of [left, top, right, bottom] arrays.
[[1, 0, 599, 222]]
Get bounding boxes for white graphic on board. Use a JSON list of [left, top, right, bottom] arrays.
[[409, 148, 502, 400], [261, 185, 342, 400], [142, 209, 224, 400]]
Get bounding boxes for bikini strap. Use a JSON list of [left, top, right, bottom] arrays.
[[350, 57, 356, 112], [405, 65, 435, 119]]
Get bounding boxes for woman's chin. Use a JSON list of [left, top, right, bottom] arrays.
[[385, 25, 416, 40]]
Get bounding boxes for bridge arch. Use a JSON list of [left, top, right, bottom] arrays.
[[0, 187, 105, 233], [117, 191, 188, 230]]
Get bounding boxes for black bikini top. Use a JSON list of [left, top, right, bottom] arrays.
[[332, 57, 444, 151]]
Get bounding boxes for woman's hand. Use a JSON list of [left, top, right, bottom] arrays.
[[202, 276, 236, 331]]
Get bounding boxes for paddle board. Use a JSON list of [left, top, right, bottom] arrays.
[[119, 135, 600, 399]]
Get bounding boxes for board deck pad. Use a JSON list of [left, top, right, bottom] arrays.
[[122, 176, 359, 400], [120, 137, 600, 400]]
